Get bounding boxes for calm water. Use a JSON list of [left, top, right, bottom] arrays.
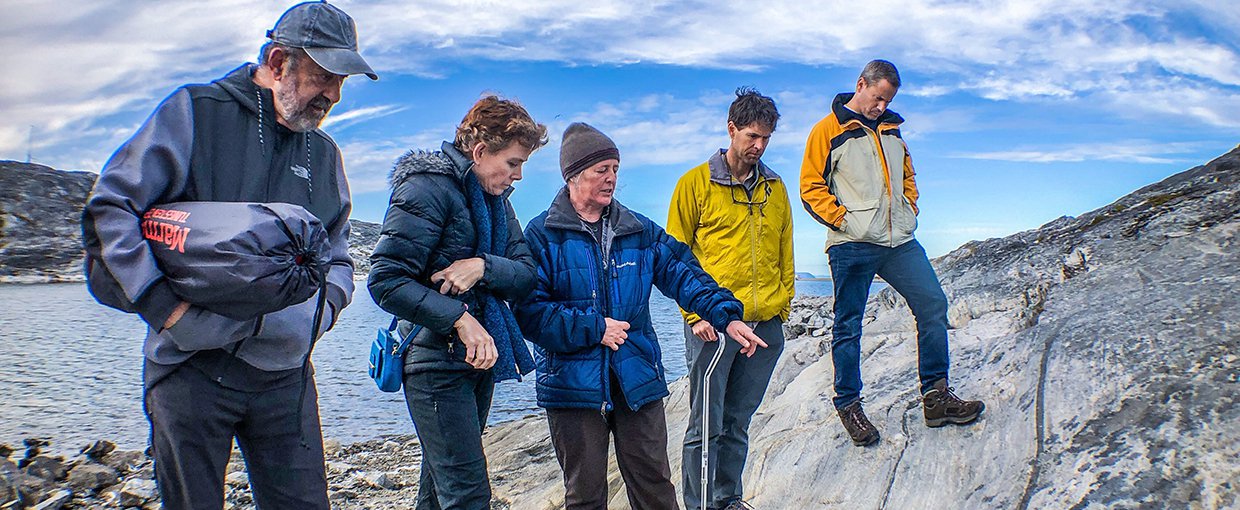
[[0, 280, 835, 450]]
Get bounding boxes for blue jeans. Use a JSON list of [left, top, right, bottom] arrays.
[[403, 369, 495, 510], [827, 240, 949, 409], [682, 319, 785, 510]]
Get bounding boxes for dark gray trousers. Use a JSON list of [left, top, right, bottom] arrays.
[[547, 394, 679, 510], [681, 319, 785, 510], [402, 369, 495, 510], [144, 364, 328, 510]]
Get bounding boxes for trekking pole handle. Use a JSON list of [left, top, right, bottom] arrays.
[[701, 332, 727, 507]]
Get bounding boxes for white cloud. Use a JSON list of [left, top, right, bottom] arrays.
[[321, 104, 408, 131], [4, 0, 1239, 173], [953, 141, 1205, 164], [546, 92, 731, 169], [338, 128, 450, 195]]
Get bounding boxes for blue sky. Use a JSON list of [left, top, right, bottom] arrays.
[[3, 0, 1238, 275]]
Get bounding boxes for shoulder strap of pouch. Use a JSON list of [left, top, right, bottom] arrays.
[[392, 316, 422, 357]]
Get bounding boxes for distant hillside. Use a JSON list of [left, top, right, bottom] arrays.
[[0, 161, 95, 283], [0, 161, 380, 284]]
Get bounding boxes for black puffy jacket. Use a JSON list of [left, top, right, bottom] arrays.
[[368, 141, 536, 372]]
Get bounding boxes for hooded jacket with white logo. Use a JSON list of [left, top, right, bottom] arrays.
[[82, 64, 354, 376]]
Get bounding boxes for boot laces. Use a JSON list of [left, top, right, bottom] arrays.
[[931, 385, 966, 407], [845, 400, 874, 431]]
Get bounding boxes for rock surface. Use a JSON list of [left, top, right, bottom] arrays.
[[0, 160, 381, 282], [2, 147, 1237, 509], [479, 145, 1240, 508], [0, 161, 94, 283]]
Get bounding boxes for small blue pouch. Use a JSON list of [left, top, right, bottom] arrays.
[[369, 316, 422, 392]]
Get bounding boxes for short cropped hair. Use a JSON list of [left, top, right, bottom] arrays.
[[728, 87, 780, 132], [257, 41, 308, 71], [860, 60, 901, 89]]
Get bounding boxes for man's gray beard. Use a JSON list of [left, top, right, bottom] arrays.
[[276, 78, 329, 133]]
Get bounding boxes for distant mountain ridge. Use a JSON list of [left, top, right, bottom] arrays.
[[0, 160, 380, 284]]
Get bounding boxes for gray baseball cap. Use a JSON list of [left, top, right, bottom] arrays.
[[267, 1, 378, 80]]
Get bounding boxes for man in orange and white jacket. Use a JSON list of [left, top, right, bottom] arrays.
[[800, 60, 984, 448]]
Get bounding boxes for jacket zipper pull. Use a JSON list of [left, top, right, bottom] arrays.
[[600, 401, 608, 416]]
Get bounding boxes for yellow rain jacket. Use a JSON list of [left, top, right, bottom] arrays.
[[667, 150, 795, 323]]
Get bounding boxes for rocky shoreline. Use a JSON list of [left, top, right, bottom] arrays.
[[0, 434, 434, 510], [3, 147, 1237, 508], [0, 295, 835, 510]]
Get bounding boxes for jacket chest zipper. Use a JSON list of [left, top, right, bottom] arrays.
[[751, 208, 760, 317], [586, 233, 612, 415], [747, 197, 759, 320], [868, 126, 896, 247]]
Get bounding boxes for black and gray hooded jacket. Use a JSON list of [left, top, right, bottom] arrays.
[[81, 63, 354, 375], [367, 142, 536, 372]]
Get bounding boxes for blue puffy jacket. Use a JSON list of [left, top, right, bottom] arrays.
[[516, 187, 743, 412]]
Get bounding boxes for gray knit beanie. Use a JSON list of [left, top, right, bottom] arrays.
[[559, 122, 619, 181]]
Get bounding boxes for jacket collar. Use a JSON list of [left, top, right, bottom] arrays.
[[544, 186, 643, 236], [441, 141, 516, 199], [387, 141, 513, 200], [440, 141, 474, 180], [214, 63, 297, 135], [215, 64, 261, 113], [707, 149, 779, 186], [832, 92, 904, 130]]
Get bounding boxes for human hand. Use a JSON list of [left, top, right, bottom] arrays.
[[454, 312, 497, 370], [725, 320, 768, 357], [162, 302, 192, 331], [431, 257, 485, 295], [691, 320, 718, 342], [601, 318, 630, 351]]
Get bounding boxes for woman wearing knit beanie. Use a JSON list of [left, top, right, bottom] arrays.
[[516, 122, 766, 508], [368, 96, 547, 509]]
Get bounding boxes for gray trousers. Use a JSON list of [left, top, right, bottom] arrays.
[[145, 363, 328, 510], [681, 319, 784, 510]]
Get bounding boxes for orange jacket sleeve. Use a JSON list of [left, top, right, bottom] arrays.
[[799, 117, 846, 230], [901, 140, 919, 215]]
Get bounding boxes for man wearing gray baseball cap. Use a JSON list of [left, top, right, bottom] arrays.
[[267, 0, 378, 80], [81, 2, 376, 509]]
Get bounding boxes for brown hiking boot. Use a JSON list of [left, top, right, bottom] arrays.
[[838, 400, 880, 446], [923, 379, 985, 427]]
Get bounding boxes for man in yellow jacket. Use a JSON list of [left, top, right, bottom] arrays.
[[800, 60, 984, 448], [668, 88, 794, 510]]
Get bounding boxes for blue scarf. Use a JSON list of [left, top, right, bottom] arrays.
[[464, 171, 535, 382]]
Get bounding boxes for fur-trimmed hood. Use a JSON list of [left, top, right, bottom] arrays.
[[388, 141, 471, 189]]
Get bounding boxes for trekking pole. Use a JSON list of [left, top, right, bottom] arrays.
[[701, 330, 726, 509]]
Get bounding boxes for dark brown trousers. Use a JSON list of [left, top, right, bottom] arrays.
[[547, 394, 679, 510]]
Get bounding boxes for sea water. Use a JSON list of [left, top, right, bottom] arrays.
[[0, 281, 835, 449]]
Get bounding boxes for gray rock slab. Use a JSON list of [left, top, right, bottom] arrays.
[[66, 463, 119, 493], [117, 478, 157, 507], [31, 489, 72, 510]]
